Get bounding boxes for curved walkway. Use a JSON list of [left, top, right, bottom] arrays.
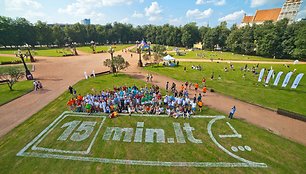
[[0, 49, 305, 146]]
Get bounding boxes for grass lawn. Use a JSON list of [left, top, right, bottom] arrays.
[[0, 80, 33, 105], [0, 48, 73, 57], [0, 56, 24, 64], [77, 44, 134, 53], [0, 64, 33, 74], [145, 62, 306, 116], [0, 74, 305, 173], [169, 50, 290, 62]]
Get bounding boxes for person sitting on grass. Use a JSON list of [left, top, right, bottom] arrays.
[[109, 111, 118, 119], [85, 102, 92, 114]]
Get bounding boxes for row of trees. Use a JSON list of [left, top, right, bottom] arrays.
[[0, 16, 305, 59]]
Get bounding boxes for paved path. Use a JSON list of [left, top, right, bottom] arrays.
[[0, 49, 305, 146], [0, 52, 110, 137]]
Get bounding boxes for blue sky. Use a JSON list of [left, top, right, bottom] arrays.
[[0, 0, 305, 27]]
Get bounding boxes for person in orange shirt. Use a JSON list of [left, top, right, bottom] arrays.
[[180, 84, 184, 91], [194, 83, 199, 92], [109, 111, 118, 119], [67, 98, 75, 111], [202, 86, 207, 94], [77, 94, 83, 101], [198, 100, 203, 112]]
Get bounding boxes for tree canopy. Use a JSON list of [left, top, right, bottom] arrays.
[[0, 16, 305, 59]]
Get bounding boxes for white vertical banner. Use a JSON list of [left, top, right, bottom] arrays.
[[291, 73, 304, 89], [281, 72, 293, 87], [258, 68, 265, 82], [265, 70, 274, 84], [273, 72, 283, 86], [92, 70, 96, 78], [84, 71, 88, 79]]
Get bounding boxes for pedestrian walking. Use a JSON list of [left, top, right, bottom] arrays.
[[228, 106, 236, 119]]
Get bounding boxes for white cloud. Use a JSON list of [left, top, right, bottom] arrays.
[[120, 17, 129, 23], [186, 8, 213, 19], [132, 11, 144, 18], [4, 0, 42, 11], [58, 0, 105, 20], [99, 0, 134, 6], [168, 18, 183, 26], [250, 0, 278, 8], [196, 0, 226, 6], [145, 2, 162, 21], [218, 10, 245, 22]]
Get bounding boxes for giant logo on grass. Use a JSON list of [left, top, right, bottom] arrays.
[[17, 112, 267, 168]]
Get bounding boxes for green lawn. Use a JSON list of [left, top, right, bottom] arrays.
[[77, 44, 134, 53], [0, 56, 24, 64], [0, 80, 33, 105], [145, 62, 306, 116], [0, 74, 305, 173], [0, 65, 33, 74], [0, 48, 73, 57], [169, 50, 290, 62]]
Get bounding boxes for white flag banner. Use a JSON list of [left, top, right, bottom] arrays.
[[84, 71, 88, 79], [291, 73, 304, 89], [282, 72, 293, 87], [258, 68, 265, 82], [265, 70, 274, 84], [273, 72, 283, 86]]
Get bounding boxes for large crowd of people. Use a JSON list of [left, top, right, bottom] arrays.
[[67, 83, 205, 119]]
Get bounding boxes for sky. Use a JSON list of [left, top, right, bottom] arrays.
[[0, 0, 305, 27]]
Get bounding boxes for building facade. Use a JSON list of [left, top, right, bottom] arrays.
[[241, 0, 303, 27], [81, 19, 91, 25], [278, 0, 303, 23]]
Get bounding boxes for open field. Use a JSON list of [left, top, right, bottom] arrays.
[[0, 80, 33, 105], [0, 65, 33, 74], [77, 44, 134, 53], [145, 62, 306, 116], [168, 50, 291, 62], [0, 74, 305, 173], [0, 48, 73, 57], [0, 56, 29, 64]]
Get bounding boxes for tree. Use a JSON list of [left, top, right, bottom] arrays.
[[0, 67, 25, 91], [103, 55, 130, 75], [152, 45, 166, 55], [35, 21, 53, 46], [181, 23, 200, 48], [293, 21, 306, 60]]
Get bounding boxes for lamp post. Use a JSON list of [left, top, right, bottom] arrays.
[[90, 40, 96, 54], [108, 46, 116, 73], [137, 46, 143, 67], [24, 44, 35, 62], [17, 49, 34, 80], [72, 42, 78, 55]]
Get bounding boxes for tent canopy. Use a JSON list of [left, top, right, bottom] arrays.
[[163, 55, 175, 61]]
